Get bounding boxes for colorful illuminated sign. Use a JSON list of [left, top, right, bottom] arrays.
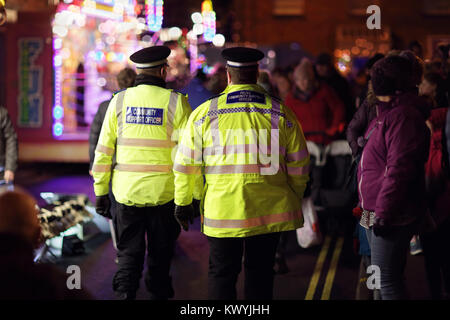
[[18, 38, 43, 128], [201, 0, 215, 42], [146, 0, 163, 32]]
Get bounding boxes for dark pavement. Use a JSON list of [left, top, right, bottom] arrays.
[[15, 163, 431, 300]]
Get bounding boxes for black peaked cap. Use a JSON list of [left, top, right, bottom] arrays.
[[130, 46, 171, 68], [222, 47, 264, 67]]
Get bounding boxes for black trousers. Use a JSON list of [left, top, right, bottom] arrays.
[[207, 232, 281, 300], [113, 201, 180, 299]]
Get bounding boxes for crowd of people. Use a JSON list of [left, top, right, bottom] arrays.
[[0, 40, 449, 301], [88, 40, 450, 301]]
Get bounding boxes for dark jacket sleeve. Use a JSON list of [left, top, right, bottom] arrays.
[[1, 107, 18, 172], [346, 99, 370, 157], [89, 100, 110, 170], [375, 111, 430, 220]]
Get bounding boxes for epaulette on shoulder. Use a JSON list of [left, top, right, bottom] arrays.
[[268, 94, 282, 104], [171, 89, 184, 95], [206, 93, 225, 101], [112, 88, 126, 97]]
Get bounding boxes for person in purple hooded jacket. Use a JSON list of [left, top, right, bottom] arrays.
[[357, 55, 430, 300]]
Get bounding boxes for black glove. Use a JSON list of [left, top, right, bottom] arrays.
[[372, 216, 392, 237], [174, 204, 195, 231], [95, 195, 111, 219], [192, 199, 201, 218]]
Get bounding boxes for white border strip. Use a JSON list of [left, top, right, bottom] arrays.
[[135, 59, 167, 69], [227, 61, 258, 67]]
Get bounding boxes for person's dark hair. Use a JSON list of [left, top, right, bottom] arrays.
[[195, 68, 208, 82], [117, 67, 137, 89], [400, 50, 424, 87], [370, 55, 413, 96], [316, 52, 332, 66], [227, 66, 258, 84], [408, 40, 422, 51], [424, 72, 449, 108], [438, 44, 450, 60], [366, 53, 385, 71]]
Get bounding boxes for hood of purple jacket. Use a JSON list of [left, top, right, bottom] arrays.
[[357, 92, 430, 225]]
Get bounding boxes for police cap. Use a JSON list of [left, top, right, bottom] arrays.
[[130, 46, 171, 69], [221, 47, 264, 68]]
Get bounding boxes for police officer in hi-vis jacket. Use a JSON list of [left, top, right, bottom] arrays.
[[92, 46, 193, 300], [173, 47, 310, 300]]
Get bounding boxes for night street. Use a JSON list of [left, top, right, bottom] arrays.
[[15, 163, 430, 300]]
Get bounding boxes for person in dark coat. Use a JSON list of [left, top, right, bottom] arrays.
[[0, 106, 17, 183], [0, 189, 91, 299], [89, 68, 137, 172], [179, 69, 212, 110], [446, 106, 450, 169], [357, 55, 430, 300], [315, 52, 354, 124], [420, 107, 450, 300], [88, 67, 136, 260]]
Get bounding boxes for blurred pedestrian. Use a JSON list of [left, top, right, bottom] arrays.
[[92, 46, 192, 300], [0, 189, 91, 299], [272, 68, 291, 102], [420, 107, 450, 300], [89, 67, 136, 263], [179, 69, 212, 110], [206, 64, 228, 95], [89, 67, 137, 174], [257, 70, 275, 95], [408, 40, 424, 60], [315, 52, 354, 123], [0, 106, 17, 184], [285, 57, 346, 145], [358, 55, 430, 300], [419, 72, 449, 109]]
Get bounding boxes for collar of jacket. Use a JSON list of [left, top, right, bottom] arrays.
[[376, 91, 431, 120], [134, 74, 166, 88], [292, 86, 316, 102], [222, 83, 267, 94]]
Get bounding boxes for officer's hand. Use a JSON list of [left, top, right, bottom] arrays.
[[373, 216, 391, 237], [95, 195, 112, 219], [174, 204, 195, 231], [192, 199, 201, 218]]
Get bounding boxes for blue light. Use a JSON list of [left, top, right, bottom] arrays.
[[53, 106, 63, 120], [147, 0, 164, 32], [95, 51, 104, 62], [53, 123, 63, 136]]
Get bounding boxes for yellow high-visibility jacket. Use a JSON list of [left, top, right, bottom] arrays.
[[93, 84, 193, 207], [174, 84, 310, 238]]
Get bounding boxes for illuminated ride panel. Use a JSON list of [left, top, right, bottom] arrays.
[[52, 0, 164, 139]]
